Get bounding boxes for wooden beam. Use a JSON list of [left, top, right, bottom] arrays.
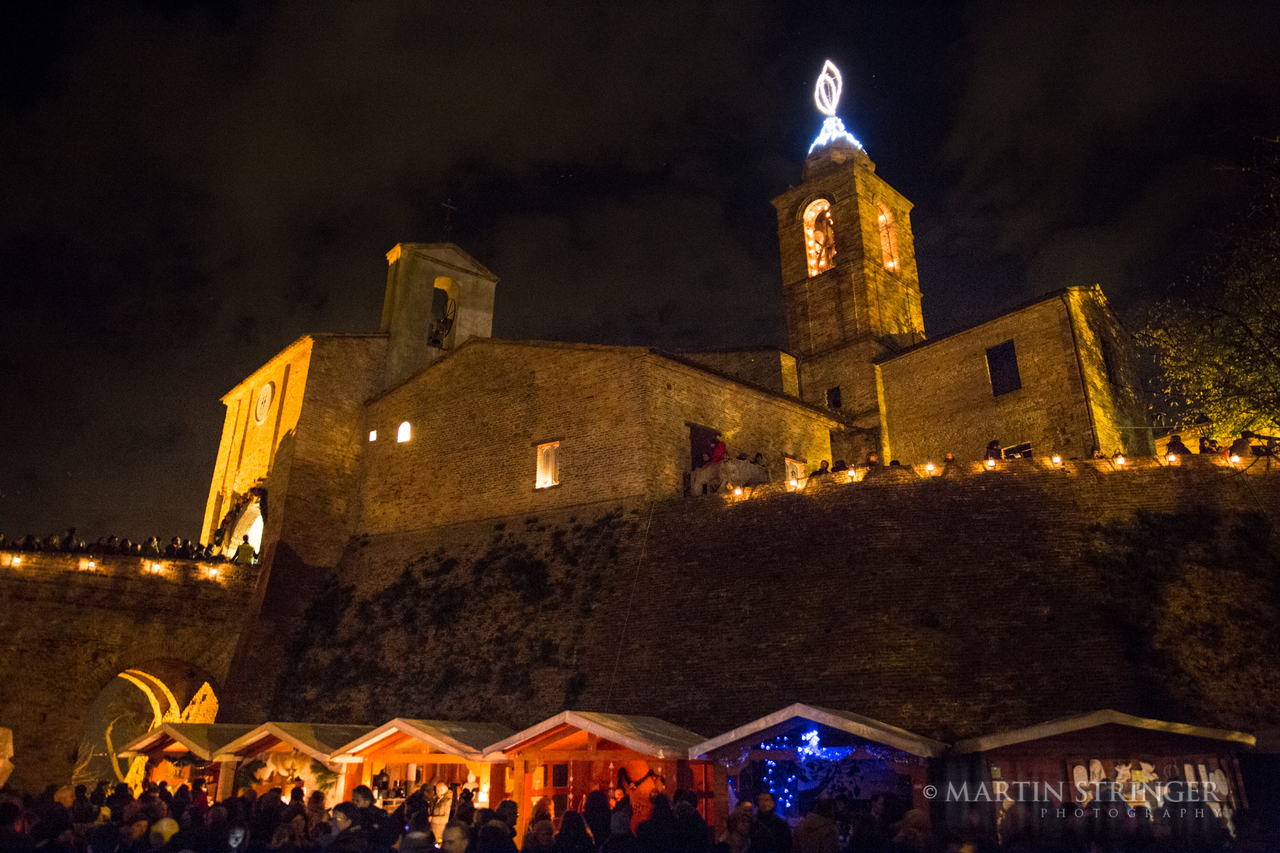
[[510, 748, 657, 763]]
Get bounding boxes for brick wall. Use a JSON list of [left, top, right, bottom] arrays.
[[675, 349, 799, 397], [1065, 287, 1156, 457], [354, 341, 841, 533], [357, 341, 651, 535], [0, 551, 258, 789], [879, 295, 1098, 464], [217, 335, 386, 723], [641, 354, 839, 490]]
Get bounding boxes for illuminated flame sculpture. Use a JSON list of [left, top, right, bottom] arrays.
[[809, 60, 863, 154], [814, 60, 842, 116]]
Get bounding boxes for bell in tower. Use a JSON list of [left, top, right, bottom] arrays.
[[379, 243, 498, 391], [771, 61, 925, 455]]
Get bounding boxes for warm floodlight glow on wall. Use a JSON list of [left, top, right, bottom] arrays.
[[808, 60, 862, 154], [397, 421, 411, 443]]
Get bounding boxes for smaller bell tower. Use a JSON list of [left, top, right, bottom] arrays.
[[772, 62, 924, 451], [379, 243, 498, 390]]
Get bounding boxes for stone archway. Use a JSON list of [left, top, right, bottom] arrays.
[[229, 499, 264, 555], [77, 659, 219, 790]]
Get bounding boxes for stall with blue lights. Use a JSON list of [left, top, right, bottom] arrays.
[[690, 703, 947, 826]]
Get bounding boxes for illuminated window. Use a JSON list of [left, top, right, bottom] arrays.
[[986, 340, 1022, 396], [803, 199, 836, 276], [536, 441, 560, 488], [397, 421, 411, 443], [785, 458, 805, 481], [877, 203, 899, 271], [369, 430, 377, 442]]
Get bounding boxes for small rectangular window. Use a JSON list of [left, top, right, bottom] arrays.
[[986, 340, 1022, 396], [550, 764, 569, 788], [826, 386, 842, 409], [368, 430, 377, 442], [536, 441, 560, 488], [785, 458, 805, 482]]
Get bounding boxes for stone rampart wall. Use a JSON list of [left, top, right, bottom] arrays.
[[262, 455, 1280, 749], [0, 551, 259, 790]]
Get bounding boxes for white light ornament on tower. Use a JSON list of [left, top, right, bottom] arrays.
[[808, 60, 863, 154]]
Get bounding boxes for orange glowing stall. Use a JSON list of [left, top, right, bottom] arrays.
[[118, 723, 255, 796], [483, 711, 714, 839], [330, 719, 514, 809], [213, 722, 374, 804]]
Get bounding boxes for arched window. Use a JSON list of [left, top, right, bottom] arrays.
[[803, 199, 836, 276], [397, 421, 411, 443], [877, 203, 900, 272]]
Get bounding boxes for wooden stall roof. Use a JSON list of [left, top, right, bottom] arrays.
[[952, 710, 1256, 755], [484, 711, 705, 759], [689, 702, 948, 760], [213, 722, 376, 763], [118, 723, 257, 760], [332, 718, 515, 762]]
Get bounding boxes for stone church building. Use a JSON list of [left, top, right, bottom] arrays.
[[6, 82, 1279, 798], [204, 127, 1152, 562]]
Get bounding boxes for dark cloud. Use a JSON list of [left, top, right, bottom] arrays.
[[940, 1, 1280, 320], [2, 1, 1278, 539]]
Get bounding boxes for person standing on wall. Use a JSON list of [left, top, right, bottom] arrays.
[[232, 535, 256, 565]]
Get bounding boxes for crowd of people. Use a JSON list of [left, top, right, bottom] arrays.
[[0, 778, 977, 853], [1174, 431, 1280, 460], [0, 530, 258, 565], [2, 774, 1267, 852]]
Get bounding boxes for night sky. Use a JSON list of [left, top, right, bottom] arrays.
[[3, 2, 1279, 542]]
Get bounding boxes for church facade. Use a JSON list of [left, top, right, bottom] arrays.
[[203, 119, 1151, 558]]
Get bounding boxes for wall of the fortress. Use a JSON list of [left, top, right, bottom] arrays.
[[358, 342, 652, 534], [1065, 287, 1155, 457], [0, 552, 258, 789], [879, 296, 1098, 464], [674, 349, 800, 398], [263, 455, 1280, 749], [641, 355, 837, 490]]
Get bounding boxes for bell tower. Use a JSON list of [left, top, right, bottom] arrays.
[[771, 62, 923, 451]]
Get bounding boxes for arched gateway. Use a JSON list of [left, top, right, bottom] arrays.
[[0, 548, 259, 790]]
